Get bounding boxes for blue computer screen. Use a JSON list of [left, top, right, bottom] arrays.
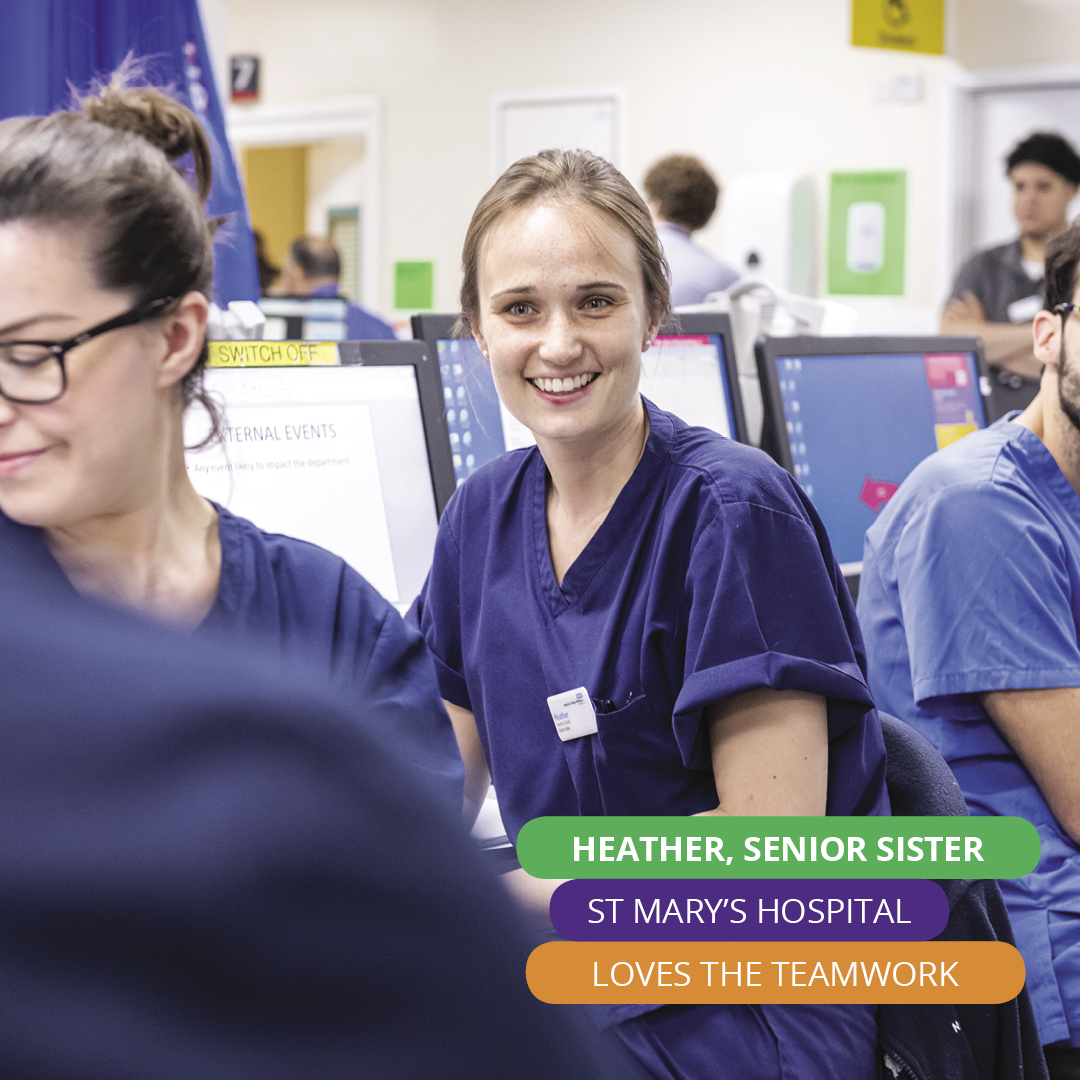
[[774, 350, 985, 566], [437, 333, 737, 486]]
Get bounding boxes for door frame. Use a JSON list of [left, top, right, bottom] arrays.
[[942, 63, 1080, 302], [226, 96, 382, 313]]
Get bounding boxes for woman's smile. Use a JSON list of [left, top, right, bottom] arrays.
[[474, 200, 657, 451]]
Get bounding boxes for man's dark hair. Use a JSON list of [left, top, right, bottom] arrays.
[[643, 154, 720, 231], [1006, 132, 1080, 186], [289, 235, 340, 279], [1042, 222, 1080, 310]]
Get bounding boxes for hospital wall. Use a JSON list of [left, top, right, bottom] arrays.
[[212, 0, 1080, 322]]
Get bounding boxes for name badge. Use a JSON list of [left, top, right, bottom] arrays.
[[1007, 294, 1042, 324], [547, 687, 598, 742]]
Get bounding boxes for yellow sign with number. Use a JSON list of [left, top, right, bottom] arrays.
[[852, 0, 945, 55]]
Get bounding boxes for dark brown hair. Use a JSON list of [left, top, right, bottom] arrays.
[[1043, 222, 1080, 311], [289, 236, 340, 280], [458, 149, 670, 337], [0, 72, 220, 437], [643, 154, 720, 232]]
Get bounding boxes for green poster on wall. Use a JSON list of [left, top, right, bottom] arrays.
[[827, 171, 906, 296], [394, 261, 434, 310]]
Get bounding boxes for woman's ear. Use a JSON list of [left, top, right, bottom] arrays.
[[473, 326, 489, 359], [156, 292, 209, 389]]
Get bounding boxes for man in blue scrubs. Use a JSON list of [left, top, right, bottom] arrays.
[[0, 534, 640, 1080], [858, 223, 1080, 1077], [277, 235, 396, 339]]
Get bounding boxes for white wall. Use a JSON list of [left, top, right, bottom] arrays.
[[953, 0, 1080, 69], [225, 0, 967, 320]]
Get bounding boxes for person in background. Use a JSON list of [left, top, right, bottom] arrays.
[[252, 227, 280, 294], [0, 72, 462, 809], [643, 153, 738, 305], [0, 542, 642, 1080], [278, 235, 396, 340], [859, 222, 1080, 1080], [942, 132, 1080, 414]]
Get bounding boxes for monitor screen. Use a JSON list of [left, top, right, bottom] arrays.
[[185, 362, 439, 610], [760, 340, 987, 569], [643, 333, 739, 440], [258, 296, 349, 341], [436, 336, 536, 486], [434, 329, 743, 486]]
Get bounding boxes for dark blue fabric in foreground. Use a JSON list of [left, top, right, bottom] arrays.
[[0, 537, 644, 1080], [0, 505, 463, 810]]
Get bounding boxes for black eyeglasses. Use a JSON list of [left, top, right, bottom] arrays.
[[1053, 303, 1080, 319], [0, 296, 176, 405]]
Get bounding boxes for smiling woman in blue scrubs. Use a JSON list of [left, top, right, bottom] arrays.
[[0, 77, 461, 806], [411, 149, 889, 1079]]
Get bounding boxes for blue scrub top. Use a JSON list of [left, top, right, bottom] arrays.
[[413, 400, 889, 841], [308, 283, 396, 340], [858, 414, 1080, 1047], [0, 504, 463, 810], [413, 400, 886, 1075]]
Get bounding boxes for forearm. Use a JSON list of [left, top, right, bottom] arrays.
[[501, 867, 564, 928], [982, 688, 1080, 844], [940, 314, 1042, 378], [443, 699, 491, 829]]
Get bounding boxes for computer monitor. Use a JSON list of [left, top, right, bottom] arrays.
[[755, 335, 990, 574], [258, 296, 349, 341], [185, 340, 456, 611], [412, 311, 747, 488]]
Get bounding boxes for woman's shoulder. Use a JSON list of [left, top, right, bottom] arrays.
[[439, 446, 539, 534], [653, 407, 811, 521], [213, 504, 394, 629]]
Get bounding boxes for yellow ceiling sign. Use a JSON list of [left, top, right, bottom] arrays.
[[852, 0, 945, 55]]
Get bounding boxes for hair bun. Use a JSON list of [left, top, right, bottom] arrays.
[[80, 81, 213, 204]]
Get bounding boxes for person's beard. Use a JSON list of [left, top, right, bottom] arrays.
[[1058, 328, 1080, 435]]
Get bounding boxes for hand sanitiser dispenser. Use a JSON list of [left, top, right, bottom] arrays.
[[846, 201, 885, 274]]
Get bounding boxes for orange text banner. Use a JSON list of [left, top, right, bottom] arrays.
[[527, 941, 1024, 1005]]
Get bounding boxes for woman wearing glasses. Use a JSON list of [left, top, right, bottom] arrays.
[[0, 77, 462, 806], [411, 150, 888, 1078]]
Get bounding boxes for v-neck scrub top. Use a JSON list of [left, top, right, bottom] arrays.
[[414, 399, 889, 839], [413, 401, 887, 1078], [0, 505, 463, 809]]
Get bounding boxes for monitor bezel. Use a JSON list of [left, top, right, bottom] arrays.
[[413, 312, 749, 445], [333, 340, 457, 518], [754, 334, 991, 474]]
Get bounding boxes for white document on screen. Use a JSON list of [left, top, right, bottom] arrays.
[[184, 366, 438, 608], [640, 339, 731, 439]]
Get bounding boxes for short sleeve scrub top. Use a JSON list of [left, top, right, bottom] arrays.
[[413, 400, 889, 1080], [858, 414, 1080, 1048], [0, 504, 464, 810]]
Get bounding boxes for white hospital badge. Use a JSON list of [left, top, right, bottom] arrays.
[[547, 687, 598, 742]]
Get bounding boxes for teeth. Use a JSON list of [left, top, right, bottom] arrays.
[[533, 373, 596, 393]]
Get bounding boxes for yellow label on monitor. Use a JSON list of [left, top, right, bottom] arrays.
[[935, 423, 977, 450], [208, 341, 338, 367], [852, 0, 945, 55]]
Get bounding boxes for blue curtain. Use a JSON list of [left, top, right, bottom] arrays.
[[0, 0, 258, 305]]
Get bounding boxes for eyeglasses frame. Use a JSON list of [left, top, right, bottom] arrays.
[[0, 295, 177, 405]]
